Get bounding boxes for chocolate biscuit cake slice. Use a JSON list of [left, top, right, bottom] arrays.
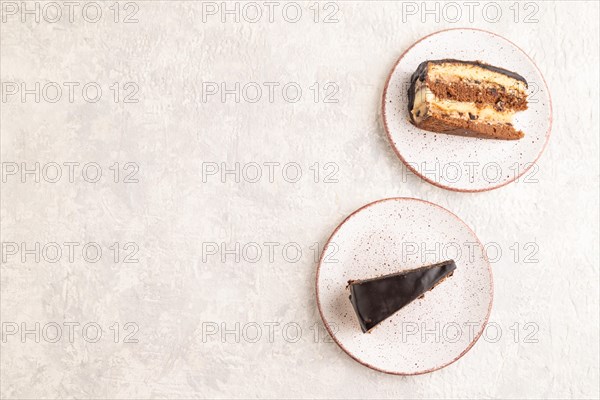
[[408, 60, 528, 140], [348, 260, 456, 333]]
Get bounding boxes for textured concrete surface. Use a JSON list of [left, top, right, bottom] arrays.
[[1, 1, 599, 399]]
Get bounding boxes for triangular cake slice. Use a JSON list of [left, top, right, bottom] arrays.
[[348, 260, 457, 333], [408, 59, 528, 140]]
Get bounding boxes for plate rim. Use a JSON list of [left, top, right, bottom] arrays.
[[381, 28, 553, 193], [315, 197, 494, 375]]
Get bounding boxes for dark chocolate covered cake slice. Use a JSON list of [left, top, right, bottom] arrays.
[[408, 59, 528, 140], [348, 260, 456, 333]]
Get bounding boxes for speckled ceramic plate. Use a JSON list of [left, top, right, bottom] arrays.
[[382, 29, 552, 192], [316, 198, 493, 375]]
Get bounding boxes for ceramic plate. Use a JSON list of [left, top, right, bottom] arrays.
[[382, 29, 552, 192], [316, 198, 493, 375]]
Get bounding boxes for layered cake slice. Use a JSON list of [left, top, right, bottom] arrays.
[[408, 59, 528, 140], [348, 260, 456, 333]]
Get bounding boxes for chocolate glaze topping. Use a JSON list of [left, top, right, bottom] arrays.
[[407, 59, 528, 123], [348, 260, 457, 333]]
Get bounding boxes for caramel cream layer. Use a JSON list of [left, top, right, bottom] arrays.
[[411, 84, 433, 123], [428, 63, 527, 94]]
